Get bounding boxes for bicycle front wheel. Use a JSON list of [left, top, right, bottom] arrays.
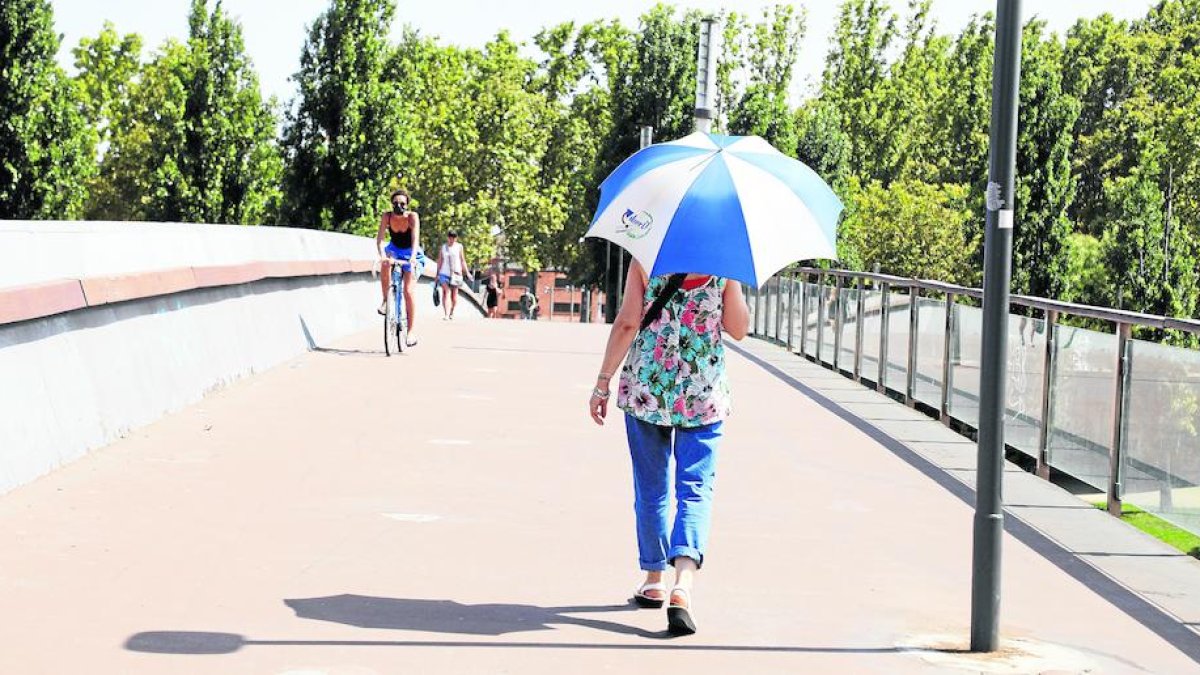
[[384, 291, 399, 356]]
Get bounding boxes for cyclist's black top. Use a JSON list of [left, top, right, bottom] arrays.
[[388, 213, 414, 248]]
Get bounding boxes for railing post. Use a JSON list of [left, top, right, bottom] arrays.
[[878, 282, 891, 392], [906, 284, 921, 407], [854, 277, 866, 382], [1107, 322, 1132, 517], [941, 293, 956, 425], [833, 275, 844, 371], [1036, 309, 1058, 480], [816, 273, 827, 364]]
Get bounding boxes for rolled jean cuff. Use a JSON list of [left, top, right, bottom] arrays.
[[640, 560, 670, 572], [669, 546, 704, 569]]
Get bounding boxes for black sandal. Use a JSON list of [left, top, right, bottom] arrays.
[[667, 588, 696, 636]]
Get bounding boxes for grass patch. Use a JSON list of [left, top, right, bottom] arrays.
[[1094, 502, 1200, 559]]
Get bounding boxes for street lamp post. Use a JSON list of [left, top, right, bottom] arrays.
[[694, 17, 720, 133], [971, 0, 1023, 653]]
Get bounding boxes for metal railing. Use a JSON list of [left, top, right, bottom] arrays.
[[746, 267, 1200, 533]]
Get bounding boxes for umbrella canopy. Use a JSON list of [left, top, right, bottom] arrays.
[[586, 132, 842, 287]]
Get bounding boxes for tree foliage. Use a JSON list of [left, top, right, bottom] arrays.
[[280, 0, 414, 233], [10, 0, 1200, 324], [0, 0, 94, 219]]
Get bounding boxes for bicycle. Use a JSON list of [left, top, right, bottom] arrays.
[[383, 257, 412, 356]]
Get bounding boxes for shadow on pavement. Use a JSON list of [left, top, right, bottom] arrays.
[[284, 594, 655, 638], [124, 594, 909, 655]]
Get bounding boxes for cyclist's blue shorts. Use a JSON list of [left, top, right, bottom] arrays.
[[384, 244, 425, 273]]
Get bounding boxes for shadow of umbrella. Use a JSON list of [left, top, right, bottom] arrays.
[[125, 595, 662, 655], [284, 594, 651, 638]]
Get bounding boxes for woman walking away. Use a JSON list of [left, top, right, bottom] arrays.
[[588, 260, 749, 636], [485, 268, 502, 318], [376, 189, 421, 346], [436, 231, 470, 319]]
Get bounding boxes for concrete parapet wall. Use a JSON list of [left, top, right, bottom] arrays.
[[0, 221, 478, 496]]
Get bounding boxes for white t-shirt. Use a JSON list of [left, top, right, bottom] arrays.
[[440, 242, 463, 276]]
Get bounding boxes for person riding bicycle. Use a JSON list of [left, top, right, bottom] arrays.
[[376, 189, 422, 346]]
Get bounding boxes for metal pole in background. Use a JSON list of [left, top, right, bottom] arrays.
[[605, 242, 612, 322], [694, 17, 720, 134], [616, 125, 653, 310], [971, 0, 1022, 653]]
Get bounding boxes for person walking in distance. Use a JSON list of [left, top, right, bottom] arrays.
[[485, 267, 503, 319], [588, 260, 749, 636], [375, 189, 421, 346], [436, 231, 470, 320]]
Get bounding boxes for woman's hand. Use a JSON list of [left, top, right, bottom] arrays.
[[589, 376, 611, 425]]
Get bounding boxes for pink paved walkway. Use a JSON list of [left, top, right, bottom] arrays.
[[1, 319, 1196, 673]]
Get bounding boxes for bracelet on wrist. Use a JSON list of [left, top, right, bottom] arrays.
[[592, 386, 611, 400]]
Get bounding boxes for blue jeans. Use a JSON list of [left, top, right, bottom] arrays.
[[625, 415, 722, 571]]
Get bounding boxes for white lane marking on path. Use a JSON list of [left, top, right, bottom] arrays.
[[428, 439, 472, 446], [382, 513, 441, 523]]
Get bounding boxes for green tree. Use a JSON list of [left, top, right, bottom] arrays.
[[931, 12, 992, 193], [838, 177, 977, 282], [91, 2, 281, 224], [72, 23, 143, 151], [72, 23, 143, 221], [280, 0, 415, 233], [727, 4, 806, 153], [0, 0, 95, 219], [819, 0, 898, 184], [1011, 20, 1080, 298]]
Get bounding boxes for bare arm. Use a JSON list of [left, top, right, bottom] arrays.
[[721, 281, 750, 340], [589, 261, 647, 425], [376, 214, 389, 260], [459, 246, 470, 280], [409, 212, 421, 266]]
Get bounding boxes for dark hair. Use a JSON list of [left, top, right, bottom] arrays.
[[391, 189, 409, 202], [447, 230, 458, 237]]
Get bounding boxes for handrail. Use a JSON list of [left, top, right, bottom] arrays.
[[756, 267, 1200, 530], [795, 267, 1200, 335]]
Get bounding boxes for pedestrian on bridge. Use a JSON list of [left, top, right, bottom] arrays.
[[589, 259, 750, 636]]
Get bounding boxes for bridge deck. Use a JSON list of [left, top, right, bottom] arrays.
[[2, 319, 1199, 673]]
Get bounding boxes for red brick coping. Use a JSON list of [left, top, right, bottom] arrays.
[[0, 259, 377, 326]]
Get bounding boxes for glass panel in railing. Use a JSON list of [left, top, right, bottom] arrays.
[[789, 279, 804, 351], [860, 287, 884, 383], [1004, 313, 1047, 458], [804, 282, 820, 357], [883, 291, 911, 392], [839, 287, 860, 371], [1122, 339, 1200, 536], [820, 286, 839, 366], [772, 277, 784, 340], [1047, 324, 1117, 491], [948, 303, 982, 428], [746, 284, 757, 335], [912, 297, 947, 408]]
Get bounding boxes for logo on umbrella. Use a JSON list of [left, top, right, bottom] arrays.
[[619, 209, 654, 239]]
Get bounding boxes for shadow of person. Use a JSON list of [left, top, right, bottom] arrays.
[[284, 594, 658, 639]]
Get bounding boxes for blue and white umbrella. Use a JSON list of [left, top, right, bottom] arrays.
[[586, 132, 842, 287]]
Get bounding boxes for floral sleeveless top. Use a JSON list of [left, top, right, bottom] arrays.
[[617, 275, 732, 428]]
